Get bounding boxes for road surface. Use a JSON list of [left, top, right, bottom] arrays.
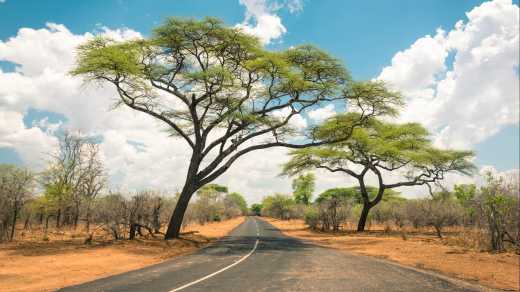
[[60, 217, 482, 292]]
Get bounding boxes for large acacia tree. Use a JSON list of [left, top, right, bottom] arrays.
[[283, 118, 475, 231], [72, 17, 401, 239]]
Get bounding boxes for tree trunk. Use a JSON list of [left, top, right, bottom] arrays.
[[85, 211, 91, 233], [56, 208, 61, 228], [164, 185, 196, 239], [129, 223, 137, 240], [10, 205, 18, 241], [434, 225, 443, 238], [357, 203, 371, 232]]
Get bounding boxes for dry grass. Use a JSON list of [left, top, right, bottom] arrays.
[[0, 216, 245, 292], [264, 218, 519, 291]]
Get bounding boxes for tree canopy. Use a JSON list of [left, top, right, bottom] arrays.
[[72, 17, 402, 238], [292, 173, 315, 205], [283, 118, 475, 231]]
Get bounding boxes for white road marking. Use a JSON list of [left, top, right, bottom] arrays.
[[169, 218, 260, 292]]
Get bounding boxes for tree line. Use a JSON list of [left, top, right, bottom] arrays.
[[258, 172, 519, 253], [0, 133, 247, 242]]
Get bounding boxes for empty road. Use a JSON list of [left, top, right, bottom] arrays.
[[61, 217, 481, 292]]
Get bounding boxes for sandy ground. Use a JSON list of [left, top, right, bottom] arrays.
[[0, 217, 245, 292], [263, 218, 519, 291]]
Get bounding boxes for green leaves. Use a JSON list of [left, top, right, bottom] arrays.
[[72, 37, 145, 80]]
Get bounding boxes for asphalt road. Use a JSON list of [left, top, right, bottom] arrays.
[[60, 217, 482, 292]]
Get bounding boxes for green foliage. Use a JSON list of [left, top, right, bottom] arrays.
[[285, 118, 475, 179], [0, 164, 34, 241], [198, 184, 228, 196], [250, 203, 262, 216], [317, 187, 402, 204], [477, 172, 519, 251], [225, 192, 248, 215], [261, 193, 295, 219], [304, 206, 319, 230], [291, 173, 315, 205]]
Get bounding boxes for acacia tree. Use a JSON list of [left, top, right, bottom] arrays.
[[292, 173, 315, 205], [283, 118, 475, 231], [72, 17, 401, 239]]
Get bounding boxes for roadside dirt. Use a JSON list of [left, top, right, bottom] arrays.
[[263, 218, 519, 291], [0, 216, 245, 292]]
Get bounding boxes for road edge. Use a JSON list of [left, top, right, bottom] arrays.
[[256, 217, 501, 292]]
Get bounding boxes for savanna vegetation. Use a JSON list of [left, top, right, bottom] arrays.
[[0, 132, 248, 244], [259, 170, 519, 253]]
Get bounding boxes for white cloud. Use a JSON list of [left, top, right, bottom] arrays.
[[377, 0, 519, 149], [236, 0, 303, 45], [308, 104, 336, 123], [0, 21, 305, 204]]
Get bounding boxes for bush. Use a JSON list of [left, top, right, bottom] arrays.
[[261, 194, 294, 219], [475, 172, 519, 252], [304, 206, 319, 230]]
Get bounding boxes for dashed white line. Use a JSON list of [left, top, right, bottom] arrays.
[[169, 218, 260, 292]]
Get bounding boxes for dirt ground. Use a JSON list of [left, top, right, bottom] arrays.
[[0, 217, 245, 292], [263, 218, 519, 291]]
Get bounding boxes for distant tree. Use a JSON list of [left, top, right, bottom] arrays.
[[476, 172, 519, 252], [283, 118, 475, 231], [192, 184, 227, 223], [453, 183, 477, 225], [72, 17, 401, 239], [0, 164, 34, 241], [261, 194, 295, 219], [421, 194, 463, 238], [250, 203, 262, 216], [78, 143, 106, 232], [225, 192, 248, 215], [292, 173, 315, 205]]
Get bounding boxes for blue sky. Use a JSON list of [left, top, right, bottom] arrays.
[[0, 0, 518, 200], [0, 0, 503, 79]]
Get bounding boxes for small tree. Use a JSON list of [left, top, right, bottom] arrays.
[[283, 118, 475, 231], [476, 172, 519, 252], [224, 192, 248, 216], [0, 164, 34, 241], [420, 195, 463, 238], [292, 173, 315, 205], [72, 17, 400, 239], [192, 184, 227, 224], [261, 193, 294, 219], [315, 189, 352, 231], [250, 203, 262, 216]]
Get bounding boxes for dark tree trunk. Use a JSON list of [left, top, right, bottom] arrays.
[[434, 225, 443, 238], [10, 204, 18, 241], [165, 185, 196, 239], [85, 211, 91, 233], [129, 223, 137, 240], [24, 216, 31, 230], [44, 215, 50, 237], [56, 208, 61, 228], [357, 202, 371, 232], [152, 199, 162, 234], [73, 203, 80, 230]]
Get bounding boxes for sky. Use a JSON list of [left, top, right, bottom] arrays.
[[0, 0, 518, 203]]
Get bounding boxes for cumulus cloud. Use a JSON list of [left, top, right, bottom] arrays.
[[308, 104, 336, 123], [378, 0, 519, 150], [0, 23, 191, 192], [0, 21, 304, 203], [236, 0, 304, 44]]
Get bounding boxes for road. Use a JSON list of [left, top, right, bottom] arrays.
[[60, 217, 481, 292]]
